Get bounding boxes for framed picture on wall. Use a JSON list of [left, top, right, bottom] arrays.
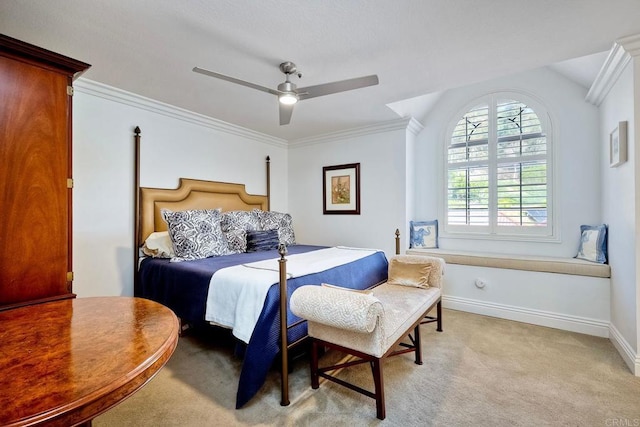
[[323, 163, 360, 214], [610, 121, 628, 167]]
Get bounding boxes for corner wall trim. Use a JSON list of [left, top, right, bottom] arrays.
[[443, 295, 610, 338], [609, 323, 640, 376]]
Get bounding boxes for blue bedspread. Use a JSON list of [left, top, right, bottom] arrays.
[[138, 245, 388, 408]]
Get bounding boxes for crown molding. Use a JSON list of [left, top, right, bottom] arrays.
[[73, 78, 288, 148], [617, 33, 640, 57], [406, 117, 425, 136], [74, 78, 425, 149], [586, 34, 640, 106], [288, 117, 422, 149]]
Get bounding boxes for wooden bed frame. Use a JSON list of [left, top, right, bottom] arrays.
[[132, 127, 297, 405], [132, 127, 403, 407]]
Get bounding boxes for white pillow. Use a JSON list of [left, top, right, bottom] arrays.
[[142, 231, 175, 258]]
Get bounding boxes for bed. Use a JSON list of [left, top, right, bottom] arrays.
[[132, 127, 390, 409]]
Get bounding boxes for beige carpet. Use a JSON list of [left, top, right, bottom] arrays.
[[94, 309, 640, 426]]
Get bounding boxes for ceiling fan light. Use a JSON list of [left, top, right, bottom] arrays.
[[279, 92, 298, 105]]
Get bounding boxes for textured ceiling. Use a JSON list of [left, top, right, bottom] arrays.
[[2, 0, 640, 141]]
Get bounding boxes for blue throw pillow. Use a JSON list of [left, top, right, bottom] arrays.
[[575, 224, 608, 264], [410, 220, 438, 249], [246, 229, 280, 252]]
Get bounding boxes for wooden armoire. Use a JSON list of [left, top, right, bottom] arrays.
[[0, 34, 90, 310]]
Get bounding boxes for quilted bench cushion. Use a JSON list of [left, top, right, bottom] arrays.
[[292, 283, 441, 358]]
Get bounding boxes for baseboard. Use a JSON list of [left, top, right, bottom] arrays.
[[443, 295, 610, 338], [609, 323, 640, 376]]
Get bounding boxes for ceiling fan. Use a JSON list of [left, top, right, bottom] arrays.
[[193, 62, 379, 125]]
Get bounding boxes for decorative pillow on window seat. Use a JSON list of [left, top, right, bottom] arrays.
[[161, 208, 227, 262], [387, 256, 432, 288], [409, 220, 438, 249], [575, 224, 608, 264]]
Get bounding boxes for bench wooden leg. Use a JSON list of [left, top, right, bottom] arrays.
[[371, 359, 385, 420], [303, 299, 440, 420], [420, 298, 443, 332], [311, 339, 320, 389], [414, 324, 423, 365]]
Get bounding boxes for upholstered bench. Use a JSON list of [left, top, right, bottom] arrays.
[[291, 255, 444, 420]]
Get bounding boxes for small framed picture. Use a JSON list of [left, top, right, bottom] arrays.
[[323, 163, 360, 215], [610, 121, 628, 167]]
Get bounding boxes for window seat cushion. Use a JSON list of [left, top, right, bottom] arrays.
[[406, 249, 610, 278]]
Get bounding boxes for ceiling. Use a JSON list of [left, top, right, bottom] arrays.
[[2, 1, 640, 141]]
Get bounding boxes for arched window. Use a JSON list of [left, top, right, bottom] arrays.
[[445, 93, 553, 238]]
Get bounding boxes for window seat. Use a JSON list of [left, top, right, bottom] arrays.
[[405, 249, 610, 278]]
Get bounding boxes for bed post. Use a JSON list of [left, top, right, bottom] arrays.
[[278, 243, 290, 406], [266, 156, 271, 211], [133, 127, 141, 295], [395, 228, 401, 255]]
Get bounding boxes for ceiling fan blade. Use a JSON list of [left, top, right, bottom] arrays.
[[279, 102, 294, 125], [193, 67, 279, 96], [298, 74, 379, 101]]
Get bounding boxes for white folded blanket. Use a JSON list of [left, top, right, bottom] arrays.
[[205, 247, 380, 343]]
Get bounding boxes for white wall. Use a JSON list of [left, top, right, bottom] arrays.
[[443, 265, 610, 337], [636, 56, 640, 373], [404, 120, 421, 247], [287, 119, 417, 258], [600, 59, 638, 370], [411, 67, 609, 336], [72, 79, 288, 298], [285, 67, 612, 338], [415, 67, 602, 257]]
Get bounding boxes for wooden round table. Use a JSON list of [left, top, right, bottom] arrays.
[[0, 297, 179, 426]]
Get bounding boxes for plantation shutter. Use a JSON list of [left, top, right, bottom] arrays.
[[446, 96, 550, 236], [447, 103, 490, 227]]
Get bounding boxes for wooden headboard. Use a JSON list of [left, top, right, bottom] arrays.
[[139, 179, 268, 242]]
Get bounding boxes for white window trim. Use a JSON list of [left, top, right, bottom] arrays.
[[439, 90, 560, 243]]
